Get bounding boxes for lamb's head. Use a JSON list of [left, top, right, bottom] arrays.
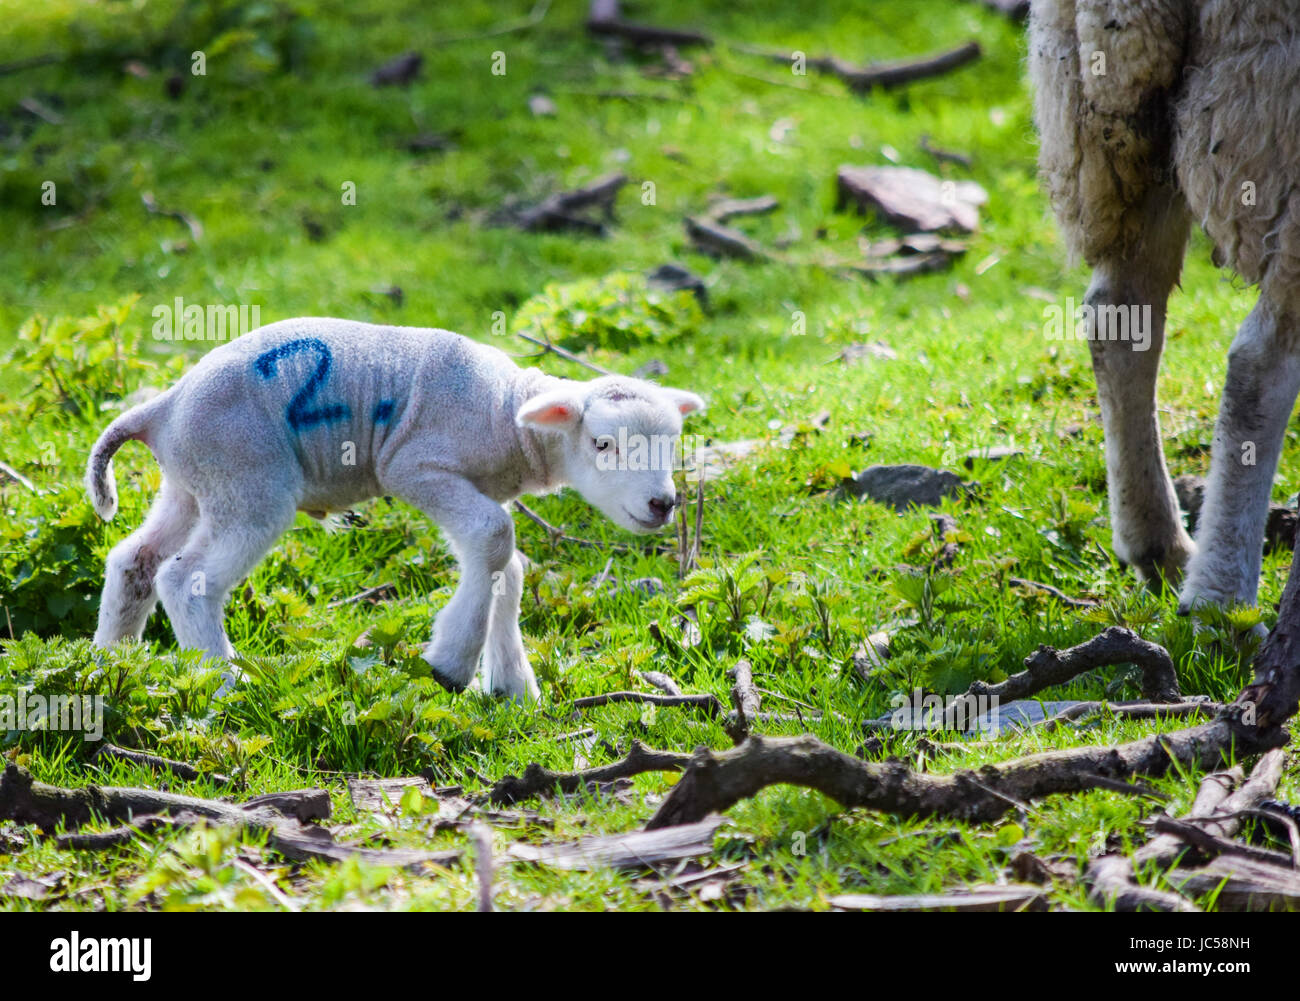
[[516, 375, 705, 533]]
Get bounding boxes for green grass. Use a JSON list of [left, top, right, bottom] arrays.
[[0, 0, 1295, 911]]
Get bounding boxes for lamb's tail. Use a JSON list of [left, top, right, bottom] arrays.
[[85, 390, 172, 520]]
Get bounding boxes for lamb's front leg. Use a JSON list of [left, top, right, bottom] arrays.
[[483, 551, 540, 702], [398, 473, 516, 692], [1181, 295, 1300, 612]]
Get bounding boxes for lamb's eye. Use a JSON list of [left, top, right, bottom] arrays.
[[594, 438, 611, 452]]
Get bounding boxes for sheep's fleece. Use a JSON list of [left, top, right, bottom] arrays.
[[1030, 0, 1300, 612], [86, 317, 703, 701]]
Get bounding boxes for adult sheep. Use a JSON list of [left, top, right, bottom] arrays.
[[1029, 0, 1300, 613]]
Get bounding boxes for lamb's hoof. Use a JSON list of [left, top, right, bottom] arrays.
[[428, 664, 468, 694], [214, 667, 243, 698], [489, 680, 541, 705]]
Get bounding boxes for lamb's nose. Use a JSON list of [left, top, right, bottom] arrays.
[[648, 494, 677, 520]]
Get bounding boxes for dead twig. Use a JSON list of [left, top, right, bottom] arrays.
[[141, 191, 202, 242], [919, 133, 973, 168], [486, 739, 695, 805], [570, 691, 725, 717], [512, 499, 673, 555], [1009, 576, 1099, 610], [326, 581, 397, 609], [634, 670, 683, 697], [0, 461, 37, 493], [730, 40, 981, 92], [514, 331, 613, 376]]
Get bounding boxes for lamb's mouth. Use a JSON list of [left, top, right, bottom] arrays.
[[623, 507, 667, 532]]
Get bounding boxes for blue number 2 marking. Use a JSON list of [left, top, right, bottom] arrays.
[[253, 338, 351, 431]]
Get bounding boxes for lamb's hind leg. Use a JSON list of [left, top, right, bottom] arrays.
[[1181, 292, 1300, 611], [93, 479, 198, 647], [1083, 185, 1194, 590], [156, 493, 296, 669]]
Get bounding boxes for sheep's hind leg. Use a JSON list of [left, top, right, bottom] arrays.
[[93, 479, 198, 647], [1083, 185, 1193, 592], [1181, 293, 1300, 613]]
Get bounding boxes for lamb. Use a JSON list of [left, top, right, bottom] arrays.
[[1029, 0, 1300, 613], [85, 317, 704, 702]]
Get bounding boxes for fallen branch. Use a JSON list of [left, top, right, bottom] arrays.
[[507, 816, 723, 870], [586, 0, 712, 49], [92, 742, 229, 787], [724, 659, 761, 744], [1085, 751, 1284, 911], [731, 40, 981, 92], [0, 764, 459, 872], [516, 172, 627, 233], [706, 195, 779, 222], [830, 884, 1045, 912], [1038, 700, 1223, 733], [487, 739, 694, 805], [645, 716, 1281, 830], [326, 581, 397, 609], [684, 215, 768, 260], [969, 626, 1181, 705], [634, 670, 683, 697]]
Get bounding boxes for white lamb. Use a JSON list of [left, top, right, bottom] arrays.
[[1030, 0, 1300, 612], [85, 317, 704, 702]]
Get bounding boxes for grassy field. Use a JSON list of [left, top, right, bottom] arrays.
[[0, 0, 1293, 912]]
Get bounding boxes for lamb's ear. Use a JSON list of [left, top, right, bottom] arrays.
[[516, 389, 584, 429], [662, 387, 705, 416]]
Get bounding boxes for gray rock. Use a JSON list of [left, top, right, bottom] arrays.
[[845, 464, 968, 511]]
